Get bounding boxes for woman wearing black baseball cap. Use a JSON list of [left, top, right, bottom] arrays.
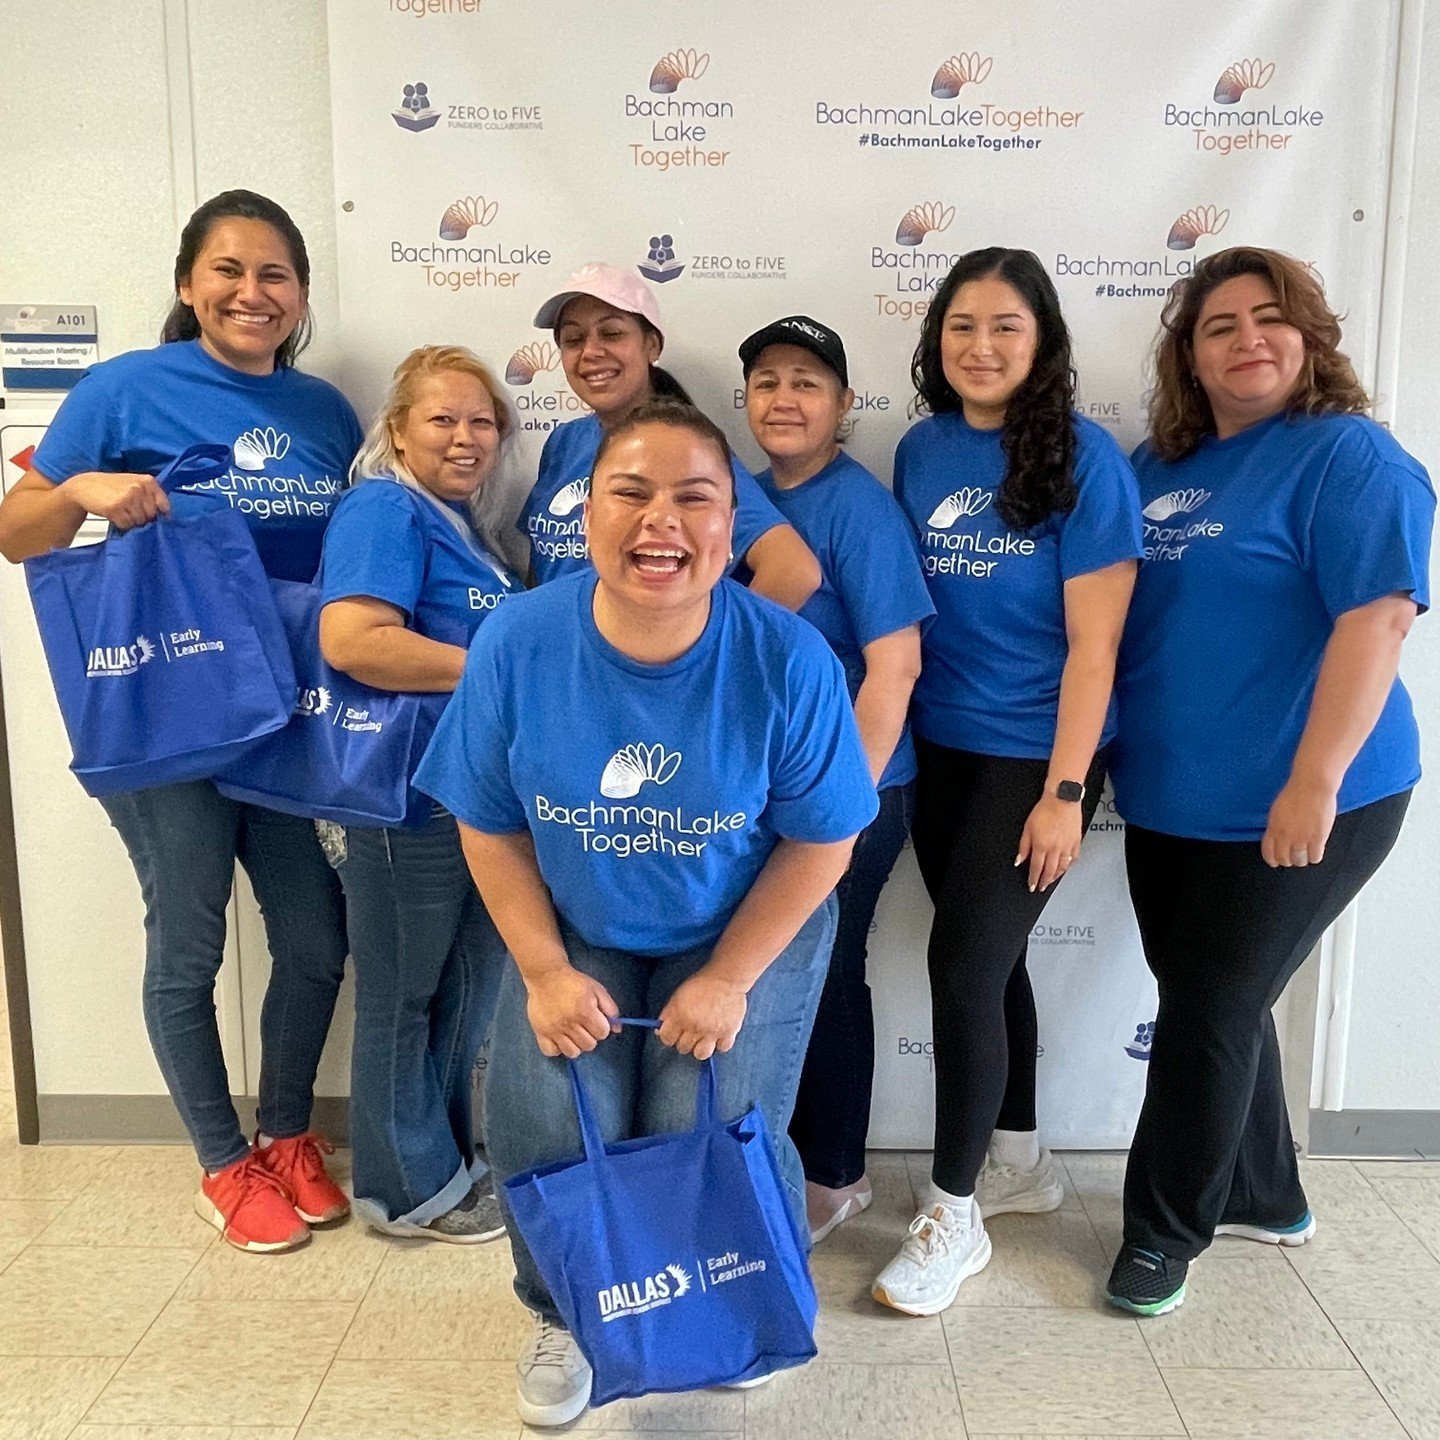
[[739, 316, 934, 1245]]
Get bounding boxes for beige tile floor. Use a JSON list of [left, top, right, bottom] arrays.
[[2, 995, 1438, 1438]]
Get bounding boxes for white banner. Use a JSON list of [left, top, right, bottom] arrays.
[[333, 0, 1397, 1147]]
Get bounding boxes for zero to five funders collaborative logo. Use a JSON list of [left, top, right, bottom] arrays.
[[389, 78, 544, 134], [818, 50, 1083, 155], [638, 228, 787, 285]]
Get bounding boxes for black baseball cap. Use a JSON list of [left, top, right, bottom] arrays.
[[738, 315, 849, 387]]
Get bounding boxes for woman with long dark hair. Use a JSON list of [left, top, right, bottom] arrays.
[[1105, 247, 1433, 1316], [873, 247, 1142, 1315], [0, 190, 358, 1253]]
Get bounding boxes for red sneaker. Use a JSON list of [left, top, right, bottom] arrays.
[[196, 1154, 309, 1253], [254, 1131, 350, 1224]]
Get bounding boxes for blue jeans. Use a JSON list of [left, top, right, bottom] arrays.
[[486, 896, 837, 1321], [791, 782, 914, 1188], [99, 780, 349, 1172], [330, 812, 506, 1226]]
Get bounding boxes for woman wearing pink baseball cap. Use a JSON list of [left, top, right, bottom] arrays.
[[519, 262, 820, 607]]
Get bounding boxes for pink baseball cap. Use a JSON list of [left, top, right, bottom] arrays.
[[532, 262, 665, 339]]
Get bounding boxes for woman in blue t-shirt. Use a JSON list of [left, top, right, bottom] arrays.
[[518, 262, 821, 609], [415, 399, 877, 1428], [1105, 247, 1434, 1318], [878, 248, 1143, 1317], [316, 345, 519, 1245], [0, 190, 359, 1254], [737, 315, 934, 1244]]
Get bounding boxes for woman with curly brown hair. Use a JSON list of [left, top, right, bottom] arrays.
[[1105, 246, 1435, 1317], [873, 248, 1143, 1316]]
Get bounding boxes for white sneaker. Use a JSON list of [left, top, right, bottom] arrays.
[[872, 1199, 991, 1316], [975, 1147, 1065, 1218], [1215, 1210, 1317, 1247], [516, 1316, 592, 1428]]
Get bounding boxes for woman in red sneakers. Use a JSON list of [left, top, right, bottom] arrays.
[[0, 191, 356, 1251]]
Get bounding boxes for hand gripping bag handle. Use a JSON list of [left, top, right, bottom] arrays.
[[153, 443, 232, 496], [566, 1016, 718, 1164]]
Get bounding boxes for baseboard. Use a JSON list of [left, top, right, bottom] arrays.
[[1307, 1108, 1440, 1159], [35, 1094, 351, 1146]]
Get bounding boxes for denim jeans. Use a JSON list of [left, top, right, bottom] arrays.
[[329, 811, 507, 1227], [486, 895, 837, 1321], [790, 782, 914, 1188], [99, 780, 349, 1172]]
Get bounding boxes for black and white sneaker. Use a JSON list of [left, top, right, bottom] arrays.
[[1106, 1243, 1188, 1316]]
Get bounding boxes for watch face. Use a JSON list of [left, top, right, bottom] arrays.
[[1056, 780, 1085, 802]]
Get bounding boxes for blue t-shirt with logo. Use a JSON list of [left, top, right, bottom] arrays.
[[31, 340, 362, 583], [894, 411, 1143, 759], [518, 413, 787, 584], [414, 573, 879, 955], [1112, 413, 1434, 841], [319, 478, 520, 647], [756, 451, 935, 790]]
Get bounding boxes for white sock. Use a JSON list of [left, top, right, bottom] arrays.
[[921, 1180, 974, 1217], [256, 1133, 275, 1150], [990, 1128, 1041, 1170]]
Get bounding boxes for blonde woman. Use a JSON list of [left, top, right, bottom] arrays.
[[318, 346, 520, 1241]]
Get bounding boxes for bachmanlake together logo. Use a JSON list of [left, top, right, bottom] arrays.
[[1061, 204, 1233, 302], [600, 743, 682, 800], [820, 49, 1083, 153], [626, 47, 733, 170], [1165, 58, 1325, 155]]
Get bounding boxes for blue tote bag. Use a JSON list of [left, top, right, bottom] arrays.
[[214, 578, 450, 828], [24, 444, 297, 797], [504, 1019, 818, 1405]]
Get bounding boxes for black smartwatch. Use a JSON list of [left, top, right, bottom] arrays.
[[1054, 780, 1085, 803]]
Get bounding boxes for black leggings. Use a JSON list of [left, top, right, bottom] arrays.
[[912, 740, 1107, 1196], [1122, 790, 1410, 1260]]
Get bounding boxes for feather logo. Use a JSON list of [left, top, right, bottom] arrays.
[[297, 686, 333, 717], [1213, 58, 1275, 105], [547, 476, 590, 517], [930, 52, 993, 100], [665, 1263, 692, 1297], [1142, 488, 1211, 521], [600, 743, 682, 799], [233, 427, 292, 471], [927, 487, 993, 529], [135, 635, 157, 665]]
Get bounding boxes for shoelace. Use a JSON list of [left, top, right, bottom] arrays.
[[524, 1322, 576, 1369], [283, 1132, 336, 1182], [233, 1154, 297, 1207], [899, 1206, 964, 1266]]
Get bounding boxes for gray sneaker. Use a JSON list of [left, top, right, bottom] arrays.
[[421, 1176, 506, 1244], [516, 1316, 592, 1428]]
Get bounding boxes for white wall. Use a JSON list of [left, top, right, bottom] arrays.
[[2, 0, 1436, 1114], [1336, 0, 1440, 1111]]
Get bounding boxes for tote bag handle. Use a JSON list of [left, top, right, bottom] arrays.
[[566, 1016, 718, 1164], [153, 443, 232, 495]]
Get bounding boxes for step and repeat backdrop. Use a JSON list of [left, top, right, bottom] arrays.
[[329, 0, 1396, 1147]]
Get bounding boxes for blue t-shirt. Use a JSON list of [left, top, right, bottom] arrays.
[[319, 478, 520, 647], [31, 340, 362, 582], [894, 411, 1144, 758], [756, 451, 935, 790], [1112, 412, 1435, 841], [518, 413, 787, 584], [414, 574, 879, 955]]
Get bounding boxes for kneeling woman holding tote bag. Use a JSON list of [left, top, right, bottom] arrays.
[[316, 345, 519, 1243], [415, 399, 877, 1428]]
